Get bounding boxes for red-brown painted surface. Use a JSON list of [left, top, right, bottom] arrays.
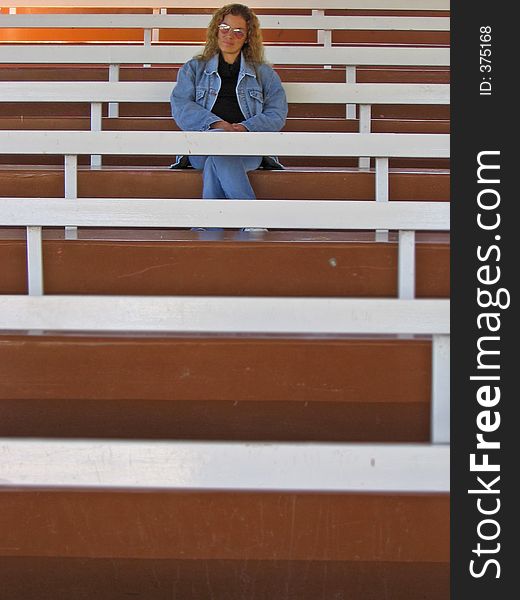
[[0, 557, 449, 600], [1, 335, 433, 441], [0, 491, 449, 562], [0, 168, 450, 200]]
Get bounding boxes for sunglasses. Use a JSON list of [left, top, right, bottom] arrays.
[[218, 23, 247, 39]]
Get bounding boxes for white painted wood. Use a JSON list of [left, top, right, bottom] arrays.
[[358, 104, 371, 169], [359, 103, 372, 133], [375, 157, 389, 240], [345, 65, 357, 119], [90, 102, 103, 167], [0, 439, 449, 493], [90, 101, 102, 131], [0, 131, 450, 158], [313, 9, 324, 45], [0, 14, 450, 31], [151, 7, 160, 44], [143, 28, 152, 67], [398, 230, 415, 299], [359, 158, 371, 170], [0, 45, 450, 67], [375, 157, 389, 202], [0, 295, 449, 334], [108, 63, 120, 83], [286, 82, 448, 104], [64, 227, 78, 239], [432, 334, 450, 443], [64, 154, 78, 239], [0, 198, 450, 230], [108, 63, 120, 118], [0, 81, 450, 105], [26, 226, 44, 296], [64, 155, 77, 199], [312, 9, 332, 48], [1, 2, 451, 11]]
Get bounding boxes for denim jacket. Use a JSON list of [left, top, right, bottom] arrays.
[[170, 52, 288, 168]]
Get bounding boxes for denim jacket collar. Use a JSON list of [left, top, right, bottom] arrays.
[[204, 52, 257, 79]]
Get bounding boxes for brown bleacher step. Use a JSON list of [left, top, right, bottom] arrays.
[[0, 234, 449, 297], [0, 556, 449, 600], [0, 100, 449, 121], [0, 155, 451, 169], [0, 25, 449, 46], [1, 335, 433, 442], [0, 116, 450, 134], [0, 489, 449, 562], [0, 490, 448, 599], [156, 29, 450, 46], [0, 167, 450, 200], [0, 65, 449, 84]]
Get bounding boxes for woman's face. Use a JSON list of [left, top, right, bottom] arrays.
[[217, 13, 248, 63]]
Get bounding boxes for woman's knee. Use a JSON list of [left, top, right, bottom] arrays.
[[188, 155, 207, 170], [207, 155, 242, 171], [207, 155, 261, 174]]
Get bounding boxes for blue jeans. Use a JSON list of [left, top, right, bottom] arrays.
[[189, 155, 262, 200]]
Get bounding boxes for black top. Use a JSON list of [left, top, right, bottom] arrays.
[[211, 53, 245, 124]]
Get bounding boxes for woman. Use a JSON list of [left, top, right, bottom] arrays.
[[170, 3, 288, 231]]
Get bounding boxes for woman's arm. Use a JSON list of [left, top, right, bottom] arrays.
[[240, 67, 288, 133], [170, 61, 222, 132]]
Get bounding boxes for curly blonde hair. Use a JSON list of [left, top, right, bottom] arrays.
[[197, 4, 265, 64]]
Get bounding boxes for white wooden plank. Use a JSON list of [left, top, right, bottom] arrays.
[[398, 230, 416, 299], [359, 103, 372, 133], [0, 439, 449, 493], [108, 63, 120, 118], [64, 154, 78, 239], [0, 45, 450, 66], [375, 157, 389, 238], [0, 14, 450, 30], [89, 103, 103, 167], [375, 157, 389, 202], [432, 334, 450, 443], [64, 155, 77, 198], [26, 226, 44, 296], [1, 1, 451, 11], [0, 81, 450, 105], [0, 131, 450, 158], [345, 65, 357, 119], [0, 296, 449, 334], [0, 198, 450, 230]]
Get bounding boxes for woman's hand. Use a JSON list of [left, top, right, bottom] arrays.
[[210, 120, 234, 131], [209, 121, 247, 132]]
